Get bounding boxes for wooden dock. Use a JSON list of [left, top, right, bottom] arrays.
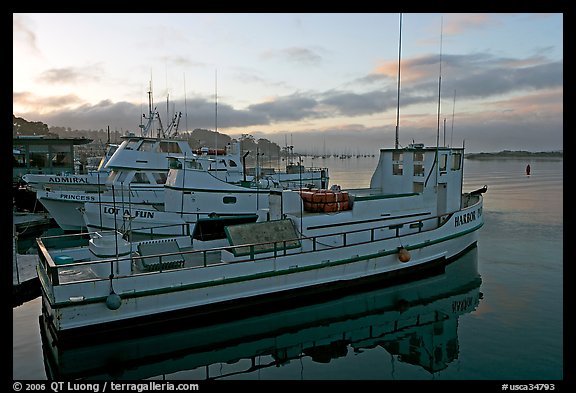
[[13, 221, 42, 307]]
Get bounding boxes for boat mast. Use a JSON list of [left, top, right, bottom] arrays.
[[434, 16, 444, 189], [436, 16, 443, 152], [395, 13, 402, 149], [184, 73, 188, 133], [450, 90, 456, 147], [424, 15, 443, 188]]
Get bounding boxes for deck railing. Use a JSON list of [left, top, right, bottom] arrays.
[[37, 195, 482, 287]]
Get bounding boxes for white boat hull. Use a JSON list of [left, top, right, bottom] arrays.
[[37, 188, 164, 231], [37, 198, 482, 337], [39, 247, 480, 378]]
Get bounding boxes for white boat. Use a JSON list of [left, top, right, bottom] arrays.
[[81, 154, 284, 238], [21, 143, 119, 193], [35, 134, 200, 231], [39, 246, 481, 379], [36, 141, 486, 340], [31, 94, 195, 232], [81, 149, 329, 237]]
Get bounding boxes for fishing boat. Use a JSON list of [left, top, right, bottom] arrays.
[[36, 133, 328, 233], [34, 133, 197, 231], [36, 140, 486, 340], [31, 90, 194, 232], [80, 142, 329, 237], [40, 246, 481, 379], [81, 147, 310, 235]]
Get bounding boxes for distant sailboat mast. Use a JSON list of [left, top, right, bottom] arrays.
[[395, 13, 402, 149]]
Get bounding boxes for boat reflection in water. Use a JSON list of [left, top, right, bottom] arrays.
[[40, 246, 482, 380]]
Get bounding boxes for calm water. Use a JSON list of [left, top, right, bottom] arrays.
[[12, 156, 563, 381]]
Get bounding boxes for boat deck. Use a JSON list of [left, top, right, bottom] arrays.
[[57, 248, 224, 284]]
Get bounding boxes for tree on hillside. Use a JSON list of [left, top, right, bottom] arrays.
[[13, 115, 50, 136], [257, 138, 280, 159], [185, 128, 232, 150]]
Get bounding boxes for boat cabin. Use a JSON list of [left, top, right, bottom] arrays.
[[369, 145, 464, 216]]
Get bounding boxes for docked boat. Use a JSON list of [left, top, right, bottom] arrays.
[[81, 152, 304, 238], [36, 141, 486, 340], [34, 134, 199, 231], [81, 150, 329, 237], [40, 246, 481, 379]]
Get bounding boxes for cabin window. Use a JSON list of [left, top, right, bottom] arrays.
[[13, 145, 27, 167], [392, 151, 403, 175], [168, 158, 182, 169], [125, 140, 139, 150], [414, 163, 424, 176], [13, 153, 26, 167], [413, 182, 424, 193], [152, 172, 167, 184], [228, 159, 238, 167], [158, 142, 182, 154], [116, 171, 129, 183], [107, 170, 119, 182], [186, 160, 203, 170], [28, 144, 49, 169], [138, 141, 155, 152], [50, 145, 72, 168], [452, 153, 462, 170], [131, 172, 150, 184], [413, 151, 424, 162], [223, 196, 237, 204], [439, 154, 447, 172]]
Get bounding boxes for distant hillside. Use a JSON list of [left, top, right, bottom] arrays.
[[466, 150, 563, 160]]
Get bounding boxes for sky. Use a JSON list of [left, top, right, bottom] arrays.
[[13, 13, 563, 154]]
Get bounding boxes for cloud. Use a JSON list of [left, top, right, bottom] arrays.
[[443, 14, 495, 35], [320, 90, 398, 116], [14, 50, 562, 154], [360, 53, 563, 103], [248, 94, 321, 122], [36, 64, 105, 85], [13, 92, 84, 114], [158, 55, 209, 68], [261, 47, 323, 65], [13, 14, 40, 55]]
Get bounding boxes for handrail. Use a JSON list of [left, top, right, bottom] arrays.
[[38, 194, 482, 286]]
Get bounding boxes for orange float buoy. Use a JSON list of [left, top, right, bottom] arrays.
[[398, 247, 411, 262]]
